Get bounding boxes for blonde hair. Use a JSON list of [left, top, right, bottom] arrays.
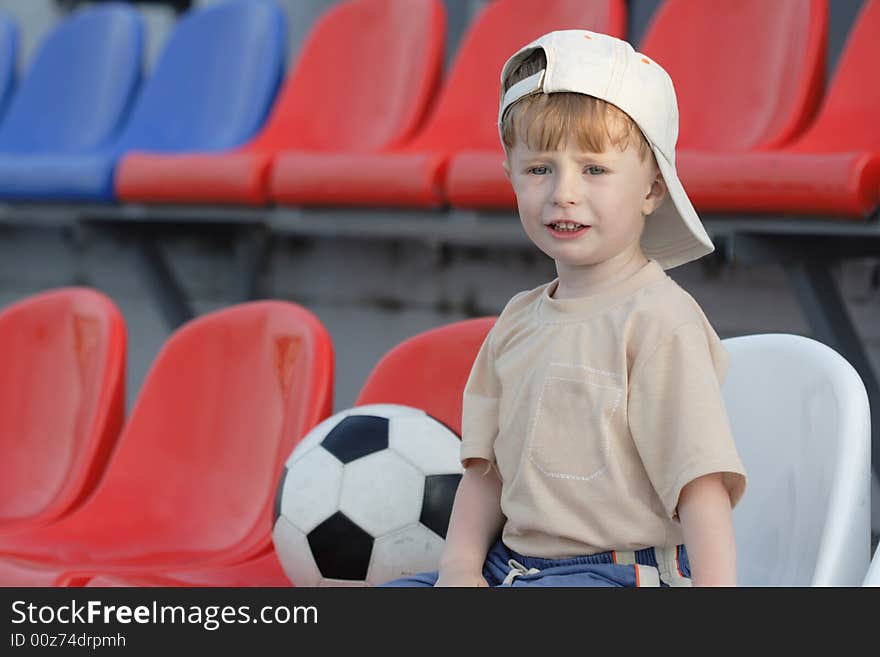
[[500, 50, 652, 161]]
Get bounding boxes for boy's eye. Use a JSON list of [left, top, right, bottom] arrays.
[[528, 166, 549, 175], [585, 165, 606, 176]]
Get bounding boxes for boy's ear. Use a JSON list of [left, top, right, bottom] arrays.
[[643, 170, 667, 216], [502, 158, 511, 181]]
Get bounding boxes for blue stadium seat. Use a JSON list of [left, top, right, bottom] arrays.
[[0, 4, 143, 200], [114, 0, 285, 159], [0, 0, 285, 202], [0, 13, 18, 121]]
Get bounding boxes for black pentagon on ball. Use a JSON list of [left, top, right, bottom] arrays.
[[308, 512, 374, 581], [273, 466, 289, 523], [420, 473, 462, 538], [321, 415, 389, 464]]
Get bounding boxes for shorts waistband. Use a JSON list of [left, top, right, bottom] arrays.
[[506, 544, 684, 569], [499, 543, 691, 587]]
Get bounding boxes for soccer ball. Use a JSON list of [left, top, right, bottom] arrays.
[[272, 404, 463, 586]]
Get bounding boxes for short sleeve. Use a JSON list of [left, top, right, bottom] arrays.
[[459, 328, 501, 467], [627, 322, 747, 519]]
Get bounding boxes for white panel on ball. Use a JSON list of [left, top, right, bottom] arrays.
[[368, 524, 446, 586], [389, 414, 463, 475], [272, 517, 321, 586], [339, 450, 424, 536], [280, 447, 344, 533]]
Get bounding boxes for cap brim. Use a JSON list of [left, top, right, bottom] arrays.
[[641, 146, 714, 270]]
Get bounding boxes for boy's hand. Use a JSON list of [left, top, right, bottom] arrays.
[[435, 562, 489, 587]]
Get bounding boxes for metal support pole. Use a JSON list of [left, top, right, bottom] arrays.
[[233, 227, 272, 303], [136, 236, 194, 331]]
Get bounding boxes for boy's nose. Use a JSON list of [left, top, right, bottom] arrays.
[[551, 170, 581, 206]]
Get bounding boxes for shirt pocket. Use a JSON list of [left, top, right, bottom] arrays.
[[526, 362, 624, 481]]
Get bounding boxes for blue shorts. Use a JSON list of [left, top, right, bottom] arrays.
[[380, 539, 692, 587]]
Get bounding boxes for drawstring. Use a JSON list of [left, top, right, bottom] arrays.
[[502, 558, 541, 585]]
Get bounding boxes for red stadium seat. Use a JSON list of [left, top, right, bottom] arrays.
[[446, 0, 826, 210], [676, 0, 880, 217], [0, 301, 333, 585], [270, 0, 626, 208], [355, 317, 496, 435], [65, 550, 290, 587], [0, 288, 125, 534], [641, 0, 826, 152], [114, 0, 445, 206], [0, 558, 70, 586]]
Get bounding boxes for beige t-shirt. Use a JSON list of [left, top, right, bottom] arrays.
[[460, 259, 747, 559]]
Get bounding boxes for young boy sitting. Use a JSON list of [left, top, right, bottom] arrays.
[[383, 30, 746, 587]]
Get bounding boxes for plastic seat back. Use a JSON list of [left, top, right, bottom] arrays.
[[34, 301, 332, 569], [405, 0, 625, 153], [722, 334, 871, 586], [640, 0, 827, 151], [248, 0, 445, 154], [0, 14, 18, 121], [356, 318, 496, 435], [0, 4, 142, 153], [0, 288, 125, 532], [791, 0, 880, 152], [0, 301, 334, 569], [117, 0, 285, 153]]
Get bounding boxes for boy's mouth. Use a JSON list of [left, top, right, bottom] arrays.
[[548, 221, 587, 231], [546, 221, 591, 236]]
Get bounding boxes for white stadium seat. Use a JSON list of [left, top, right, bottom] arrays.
[[723, 334, 871, 586]]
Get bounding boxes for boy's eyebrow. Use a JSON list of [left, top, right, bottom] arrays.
[[574, 152, 616, 162], [518, 150, 617, 163]]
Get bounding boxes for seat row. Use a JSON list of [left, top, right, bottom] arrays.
[[0, 287, 874, 587], [0, 0, 876, 218]]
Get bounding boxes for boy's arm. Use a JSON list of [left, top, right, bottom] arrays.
[[677, 472, 737, 586], [435, 458, 505, 587]]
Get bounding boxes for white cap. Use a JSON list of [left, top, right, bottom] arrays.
[[498, 30, 713, 271]]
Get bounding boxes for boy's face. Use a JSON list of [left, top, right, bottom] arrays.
[[503, 134, 666, 272]]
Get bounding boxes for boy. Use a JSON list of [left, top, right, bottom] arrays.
[[384, 30, 746, 587]]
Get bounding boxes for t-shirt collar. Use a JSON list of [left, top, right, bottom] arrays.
[[538, 259, 667, 322]]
